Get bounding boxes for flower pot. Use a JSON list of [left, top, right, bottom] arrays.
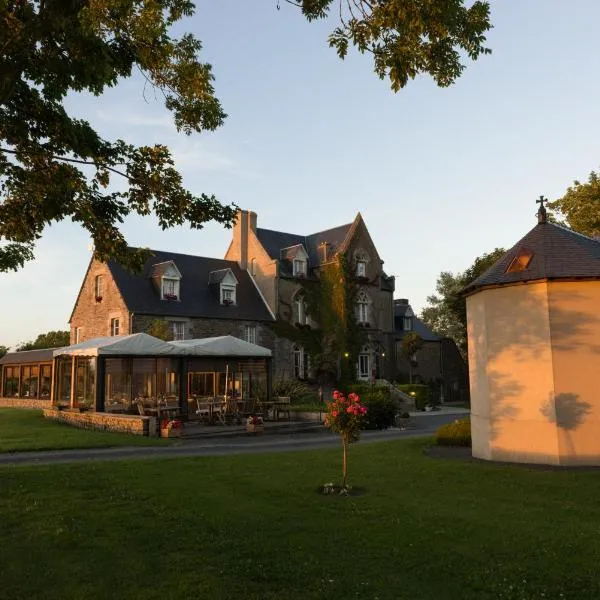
[[246, 424, 264, 434], [161, 427, 182, 438]]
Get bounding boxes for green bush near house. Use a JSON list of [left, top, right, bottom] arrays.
[[361, 391, 396, 430], [396, 384, 429, 410], [348, 383, 391, 399], [435, 418, 472, 447]]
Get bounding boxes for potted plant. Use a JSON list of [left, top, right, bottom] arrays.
[[160, 418, 183, 438], [246, 415, 264, 433]]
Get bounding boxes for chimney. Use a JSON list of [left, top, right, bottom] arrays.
[[234, 209, 249, 270], [248, 211, 257, 233], [394, 298, 409, 306], [319, 242, 328, 263]]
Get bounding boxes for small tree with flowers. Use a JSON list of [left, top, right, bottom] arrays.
[[323, 390, 368, 491]]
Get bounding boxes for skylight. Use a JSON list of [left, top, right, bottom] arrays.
[[506, 248, 534, 273]]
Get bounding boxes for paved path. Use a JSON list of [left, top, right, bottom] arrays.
[[0, 409, 469, 467]]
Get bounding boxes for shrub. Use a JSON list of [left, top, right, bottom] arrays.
[[348, 383, 391, 400], [435, 418, 471, 447], [254, 378, 318, 405], [361, 391, 396, 430], [396, 384, 429, 410]]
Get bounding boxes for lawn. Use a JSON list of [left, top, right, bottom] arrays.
[[0, 409, 167, 452], [2, 438, 600, 599]]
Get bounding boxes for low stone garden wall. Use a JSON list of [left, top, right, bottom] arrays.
[[43, 408, 157, 437], [293, 411, 326, 423], [0, 397, 52, 410]]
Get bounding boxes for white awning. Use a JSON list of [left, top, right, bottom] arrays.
[[53, 333, 180, 357], [169, 336, 271, 357]]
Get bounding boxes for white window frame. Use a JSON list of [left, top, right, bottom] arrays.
[[95, 275, 103, 298], [162, 277, 180, 300], [110, 318, 120, 336], [293, 259, 306, 277], [171, 321, 185, 341], [295, 295, 307, 325], [358, 353, 370, 380], [355, 291, 370, 323], [244, 325, 257, 345], [75, 327, 82, 344], [403, 316, 413, 331], [293, 345, 307, 379], [221, 284, 236, 305], [356, 260, 367, 277]]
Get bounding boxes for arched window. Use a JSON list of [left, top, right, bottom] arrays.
[[250, 257, 257, 276], [355, 290, 370, 324], [294, 294, 307, 326]]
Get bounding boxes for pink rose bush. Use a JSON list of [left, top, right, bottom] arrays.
[[323, 390, 368, 489]]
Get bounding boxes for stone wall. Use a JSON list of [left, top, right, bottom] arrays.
[[70, 258, 130, 343], [43, 408, 157, 436], [0, 397, 52, 410]]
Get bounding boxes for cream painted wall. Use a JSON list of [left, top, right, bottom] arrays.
[[547, 281, 600, 464], [467, 282, 559, 464]]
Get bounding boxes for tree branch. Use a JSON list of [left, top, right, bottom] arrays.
[[0, 146, 129, 180]]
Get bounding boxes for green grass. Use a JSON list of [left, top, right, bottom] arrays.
[[2, 438, 600, 599], [0, 409, 167, 452]]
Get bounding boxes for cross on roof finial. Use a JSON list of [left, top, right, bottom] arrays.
[[536, 195, 548, 224]]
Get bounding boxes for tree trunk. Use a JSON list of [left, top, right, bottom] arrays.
[[342, 433, 348, 488]]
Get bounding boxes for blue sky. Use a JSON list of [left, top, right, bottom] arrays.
[[2, 0, 600, 349]]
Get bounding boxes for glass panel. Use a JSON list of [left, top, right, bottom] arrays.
[[55, 357, 72, 406], [3, 366, 20, 397], [40, 365, 52, 399], [157, 358, 179, 405], [75, 357, 96, 409], [188, 372, 215, 398], [105, 358, 132, 412], [132, 358, 157, 406]]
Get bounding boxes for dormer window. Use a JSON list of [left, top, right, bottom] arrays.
[[221, 285, 236, 305], [209, 267, 239, 306], [282, 244, 309, 278], [403, 317, 413, 331], [293, 259, 306, 277], [162, 277, 179, 301], [152, 261, 182, 301]]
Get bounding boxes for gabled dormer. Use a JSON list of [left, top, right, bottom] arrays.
[[209, 268, 239, 305], [281, 244, 309, 278], [151, 261, 182, 301]]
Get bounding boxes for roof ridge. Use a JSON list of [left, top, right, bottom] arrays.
[[122, 247, 238, 264]]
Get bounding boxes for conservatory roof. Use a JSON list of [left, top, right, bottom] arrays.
[[53, 333, 179, 357], [169, 336, 271, 357]]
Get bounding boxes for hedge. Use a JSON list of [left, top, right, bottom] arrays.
[[435, 418, 471, 447]]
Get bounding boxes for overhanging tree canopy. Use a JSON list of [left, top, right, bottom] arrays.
[[1, 0, 492, 272]]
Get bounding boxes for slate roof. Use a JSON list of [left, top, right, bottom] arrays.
[[394, 301, 440, 341], [107, 250, 273, 321], [256, 222, 353, 267], [463, 222, 600, 295]]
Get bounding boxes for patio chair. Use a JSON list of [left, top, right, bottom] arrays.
[[136, 401, 146, 416], [275, 396, 291, 421], [195, 398, 211, 422]]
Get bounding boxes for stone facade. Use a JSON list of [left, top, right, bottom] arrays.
[[70, 259, 129, 344], [226, 210, 396, 381], [43, 408, 156, 436], [0, 397, 52, 410]]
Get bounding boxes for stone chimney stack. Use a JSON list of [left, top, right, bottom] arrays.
[[234, 209, 249, 270]]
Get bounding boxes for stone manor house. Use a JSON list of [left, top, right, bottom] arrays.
[[70, 210, 397, 382]]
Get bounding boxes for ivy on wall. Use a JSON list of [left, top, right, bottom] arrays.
[[269, 255, 366, 386]]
